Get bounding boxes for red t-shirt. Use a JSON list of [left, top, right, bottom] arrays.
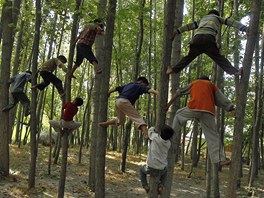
[[62, 102, 78, 121], [188, 79, 218, 114]]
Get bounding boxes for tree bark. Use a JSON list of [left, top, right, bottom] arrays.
[[95, 0, 116, 197], [227, 0, 262, 197], [0, 0, 13, 176], [28, 0, 41, 188]]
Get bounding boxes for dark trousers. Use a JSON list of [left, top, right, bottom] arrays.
[[2, 92, 30, 115], [36, 71, 64, 94], [172, 34, 239, 75], [139, 165, 167, 187]]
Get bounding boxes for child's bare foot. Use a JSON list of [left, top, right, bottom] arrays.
[[166, 66, 173, 75], [31, 84, 38, 89], [220, 158, 231, 166], [158, 184, 164, 194], [143, 132, 148, 139], [94, 65, 102, 74], [99, 122, 108, 128], [235, 67, 243, 77]]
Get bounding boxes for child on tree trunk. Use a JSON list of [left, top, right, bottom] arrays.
[[139, 125, 174, 194], [99, 77, 158, 139]]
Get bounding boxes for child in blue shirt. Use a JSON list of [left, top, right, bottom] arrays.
[[99, 77, 158, 138]]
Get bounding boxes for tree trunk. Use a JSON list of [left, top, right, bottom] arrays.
[[162, 1, 184, 197], [227, 0, 262, 197], [121, 120, 132, 172], [95, 0, 116, 197], [57, 130, 70, 198], [248, 22, 262, 189], [28, 0, 41, 188], [0, 0, 13, 176], [148, 169, 162, 198]]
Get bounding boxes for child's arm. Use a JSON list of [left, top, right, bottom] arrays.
[[166, 85, 191, 110], [148, 89, 159, 95], [166, 95, 178, 111], [108, 88, 117, 97]]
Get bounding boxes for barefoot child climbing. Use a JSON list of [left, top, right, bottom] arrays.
[[99, 77, 158, 138]]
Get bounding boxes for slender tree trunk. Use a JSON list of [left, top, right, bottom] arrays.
[[248, 24, 262, 189], [28, 0, 41, 188], [227, 0, 262, 197], [0, 0, 13, 176], [57, 130, 69, 198], [95, 0, 116, 197]]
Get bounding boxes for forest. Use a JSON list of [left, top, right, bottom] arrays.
[[0, 0, 263, 197]]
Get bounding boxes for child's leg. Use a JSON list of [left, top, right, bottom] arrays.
[[159, 167, 167, 186], [92, 61, 102, 74], [49, 120, 62, 132], [118, 99, 148, 137], [16, 92, 31, 116], [99, 119, 117, 127], [139, 125, 148, 138], [139, 165, 149, 187], [2, 93, 18, 112], [34, 71, 51, 90]]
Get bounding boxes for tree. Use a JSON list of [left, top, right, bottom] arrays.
[[227, 0, 262, 197], [0, 0, 13, 177], [28, 0, 41, 188], [95, 0, 117, 197]]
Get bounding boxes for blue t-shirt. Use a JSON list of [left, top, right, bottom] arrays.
[[116, 82, 150, 105]]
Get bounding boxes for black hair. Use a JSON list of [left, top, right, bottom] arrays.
[[198, 76, 210, 81], [208, 9, 220, 16], [57, 55, 67, 63], [93, 18, 104, 28], [160, 125, 174, 140], [74, 97, 83, 106], [137, 77, 149, 86], [26, 70, 32, 74]]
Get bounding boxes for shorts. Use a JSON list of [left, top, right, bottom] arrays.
[[75, 43, 98, 66]]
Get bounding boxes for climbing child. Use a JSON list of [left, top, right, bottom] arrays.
[[32, 55, 68, 100], [167, 76, 235, 166], [99, 77, 158, 138], [2, 71, 32, 116], [166, 9, 248, 76], [69, 18, 105, 78], [139, 125, 174, 194], [49, 97, 83, 133]]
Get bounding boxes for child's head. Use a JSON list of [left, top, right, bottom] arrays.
[[74, 97, 83, 106], [198, 75, 210, 81], [58, 55, 67, 64], [93, 18, 104, 29], [137, 77, 149, 86], [160, 125, 174, 140], [208, 9, 219, 16]]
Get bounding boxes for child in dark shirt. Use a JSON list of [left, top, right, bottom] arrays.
[[49, 97, 83, 132], [99, 77, 158, 138]]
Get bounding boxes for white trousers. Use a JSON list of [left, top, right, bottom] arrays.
[[172, 107, 226, 163], [49, 120, 81, 132]]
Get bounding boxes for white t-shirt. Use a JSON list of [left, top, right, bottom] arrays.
[[146, 127, 171, 170]]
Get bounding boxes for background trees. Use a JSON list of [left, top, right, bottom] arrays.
[[0, 0, 263, 197]]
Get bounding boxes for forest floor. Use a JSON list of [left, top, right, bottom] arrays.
[[0, 144, 264, 198]]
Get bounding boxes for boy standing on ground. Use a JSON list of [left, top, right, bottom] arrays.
[[32, 55, 68, 100], [2, 71, 32, 116], [166, 9, 248, 76], [167, 76, 235, 166], [68, 19, 105, 78], [49, 97, 83, 132], [139, 125, 174, 194], [99, 77, 158, 138]]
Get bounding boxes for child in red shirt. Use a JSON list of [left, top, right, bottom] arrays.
[[49, 97, 83, 132]]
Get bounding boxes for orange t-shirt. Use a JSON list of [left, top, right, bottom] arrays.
[[188, 79, 218, 114]]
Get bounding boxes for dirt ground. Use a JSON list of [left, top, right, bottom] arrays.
[[0, 145, 263, 198]]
